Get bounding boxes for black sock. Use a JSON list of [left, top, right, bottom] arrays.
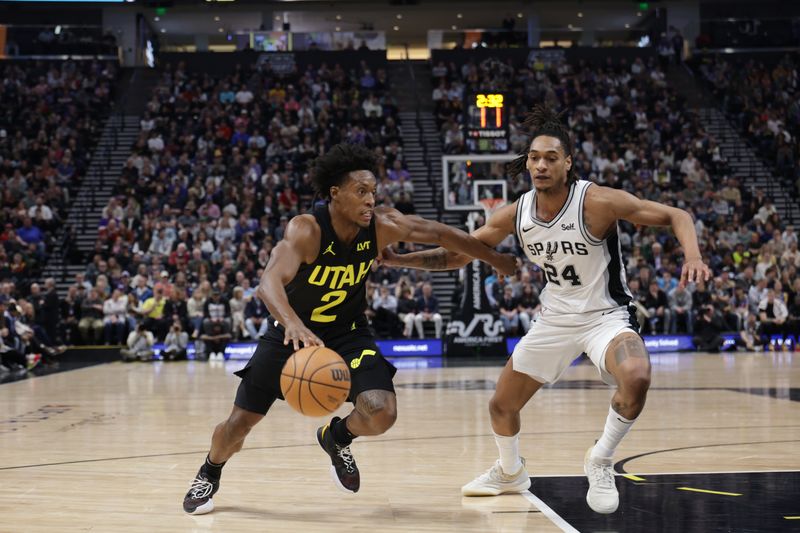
[[202, 455, 225, 479], [331, 416, 357, 446]]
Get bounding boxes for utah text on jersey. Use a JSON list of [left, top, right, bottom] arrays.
[[308, 259, 375, 291]]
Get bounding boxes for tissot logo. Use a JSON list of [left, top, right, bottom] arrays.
[[561, 223, 575, 231]]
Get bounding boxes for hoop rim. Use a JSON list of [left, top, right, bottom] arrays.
[[476, 197, 507, 217]]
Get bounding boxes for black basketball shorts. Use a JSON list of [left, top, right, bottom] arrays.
[[233, 325, 397, 415]]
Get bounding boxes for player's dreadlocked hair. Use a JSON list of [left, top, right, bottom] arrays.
[[506, 105, 577, 185], [310, 143, 379, 200]]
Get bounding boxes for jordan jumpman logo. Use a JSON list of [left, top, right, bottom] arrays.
[[323, 241, 336, 256]]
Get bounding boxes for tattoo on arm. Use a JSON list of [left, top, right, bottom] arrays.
[[421, 249, 449, 270], [355, 390, 390, 416], [613, 336, 648, 367]]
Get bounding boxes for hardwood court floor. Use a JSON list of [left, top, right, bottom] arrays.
[[1, 351, 798, 532]]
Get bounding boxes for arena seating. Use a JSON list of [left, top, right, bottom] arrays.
[[0, 60, 117, 284], [432, 53, 799, 346], [73, 59, 420, 352], [695, 54, 800, 197], [1, 50, 798, 372]]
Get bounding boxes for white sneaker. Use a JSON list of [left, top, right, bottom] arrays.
[[461, 458, 531, 496], [584, 447, 619, 514]]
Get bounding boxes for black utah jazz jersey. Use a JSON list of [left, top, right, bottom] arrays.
[[282, 202, 377, 335]]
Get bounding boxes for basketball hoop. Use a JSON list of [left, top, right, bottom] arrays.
[[467, 197, 506, 233], [478, 198, 506, 218]]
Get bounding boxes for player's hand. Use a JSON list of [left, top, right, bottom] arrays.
[[491, 252, 518, 276], [680, 257, 711, 287], [378, 245, 401, 267], [283, 320, 324, 351]]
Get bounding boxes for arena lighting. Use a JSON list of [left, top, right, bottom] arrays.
[[54, 25, 62, 34]]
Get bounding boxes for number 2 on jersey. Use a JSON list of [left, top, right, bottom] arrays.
[[311, 290, 347, 323], [543, 263, 582, 286]]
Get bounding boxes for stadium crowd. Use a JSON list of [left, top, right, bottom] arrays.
[[2, 52, 799, 378], [696, 53, 800, 197], [433, 54, 799, 350], [12, 59, 425, 364], [0, 60, 117, 376]]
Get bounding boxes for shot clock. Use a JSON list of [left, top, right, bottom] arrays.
[[465, 92, 509, 153]]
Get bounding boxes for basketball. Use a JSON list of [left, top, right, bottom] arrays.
[[280, 346, 351, 417]]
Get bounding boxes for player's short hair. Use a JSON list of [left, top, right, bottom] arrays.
[[310, 143, 379, 200], [507, 105, 577, 185]]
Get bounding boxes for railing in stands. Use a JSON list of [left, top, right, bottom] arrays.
[[401, 43, 439, 217]]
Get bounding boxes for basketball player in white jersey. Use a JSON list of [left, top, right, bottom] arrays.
[[382, 106, 710, 514]]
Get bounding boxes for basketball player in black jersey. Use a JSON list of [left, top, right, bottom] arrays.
[[183, 144, 516, 514]]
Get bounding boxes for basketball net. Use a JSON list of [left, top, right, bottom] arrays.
[[467, 198, 506, 233]]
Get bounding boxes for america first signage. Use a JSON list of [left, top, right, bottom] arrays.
[[446, 259, 506, 357]]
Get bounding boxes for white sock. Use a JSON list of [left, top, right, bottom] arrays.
[[592, 406, 636, 460], [494, 432, 523, 474]]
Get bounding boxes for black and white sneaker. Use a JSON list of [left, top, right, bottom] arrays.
[[183, 468, 220, 515], [317, 418, 360, 493]]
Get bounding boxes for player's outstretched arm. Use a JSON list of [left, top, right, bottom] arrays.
[[377, 203, 517, 273], [255, 215, 324, 349], [592, 186, 711, 287]]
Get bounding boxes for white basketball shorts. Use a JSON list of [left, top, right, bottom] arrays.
[[511, 305, 641, 385]]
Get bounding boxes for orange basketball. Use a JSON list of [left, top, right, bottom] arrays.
[[280, 346, 351, 417]]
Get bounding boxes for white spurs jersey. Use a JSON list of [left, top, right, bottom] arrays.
[[514, 180, 632, 314]]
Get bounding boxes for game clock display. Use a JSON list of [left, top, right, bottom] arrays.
[[465, 93, 509, 153]]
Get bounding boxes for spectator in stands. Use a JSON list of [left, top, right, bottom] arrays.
[[413, 282, 442, 339], [16, 217, 46, 258], [643, 279, 670, 335], [165, 287, 188, 334], [31, 279, 60, 344], [372, 284, 401, 338], [139, 286, 169, 341], [0, 297, 29, 372], [102, 288, 128, 345], [758, 288, 790, 350], [133, 274, 153, 302], [13, 299, 63, 365], [229, 287, 246, 340], [202, 290, 231, 360], [498, 285, 520, 336], [60, 285, 82, 345], [244, 295, 269, 340], [187, 289, 206, 338], [668, 283, 693, 334], [693, 304, 725, 352], [397, 286, 417, 339], [517, 283, 540, 333], [121, 323, 155, 362], [163, 320, 189, 361], [79, 288, 104, 344]]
